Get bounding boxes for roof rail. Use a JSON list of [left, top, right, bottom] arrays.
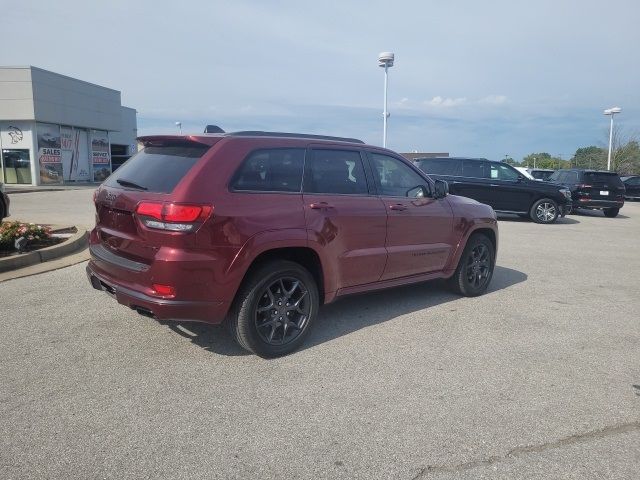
[[228, 131, 365, 144]]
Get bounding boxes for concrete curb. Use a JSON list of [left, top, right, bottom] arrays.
[[0, 229, 89, 273]]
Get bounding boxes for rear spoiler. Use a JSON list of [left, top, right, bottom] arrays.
[[137, 135, 221, 147]]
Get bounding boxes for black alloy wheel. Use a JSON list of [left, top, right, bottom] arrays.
[[254, 277, 310, 346], [464, 243, 492, 291], [227, 260, 319, 358], [448, 233, 495, 297]]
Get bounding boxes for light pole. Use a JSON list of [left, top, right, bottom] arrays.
[[378, 52, 395, 148], [604, 107, 621, 171], [175, 121, 182, 135]]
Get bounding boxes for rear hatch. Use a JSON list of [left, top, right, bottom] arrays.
[[580, 171, 625, 201], [94, 139, 212, 266]]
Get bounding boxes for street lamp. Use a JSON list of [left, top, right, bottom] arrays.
[[378, 52, 395, 148], [603, 107, 621, 171], [175, 121, 182, 134]]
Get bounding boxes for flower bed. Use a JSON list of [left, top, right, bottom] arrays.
[[0, 221, 61, 256]]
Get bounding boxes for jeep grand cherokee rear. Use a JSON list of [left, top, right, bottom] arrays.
[[88, 132, 498, 357]]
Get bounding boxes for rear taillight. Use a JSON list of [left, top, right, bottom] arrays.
[[152, 283, 176, 298], [135, 202, 213, 232]]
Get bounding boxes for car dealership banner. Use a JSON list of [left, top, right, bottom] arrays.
[[91, 130, 111, 182], [61, 127, 91, 181], [37, 123, 63, 184]]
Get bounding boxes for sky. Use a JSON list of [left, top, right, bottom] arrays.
[[2, 0, 639, 160]]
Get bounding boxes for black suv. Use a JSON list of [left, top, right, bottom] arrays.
[[547, 169, 625, 217], [621, 176, 640, 200], [414, 157, 572, 224]]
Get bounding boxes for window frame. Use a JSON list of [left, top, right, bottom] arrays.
[[302, 147, 374, 196], [364, 150, 434, 198], [229, 147, 306, 194]]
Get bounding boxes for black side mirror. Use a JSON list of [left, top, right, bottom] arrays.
[[434, 179, 449, 199]]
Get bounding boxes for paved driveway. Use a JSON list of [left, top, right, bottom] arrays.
[[1, 197, 639, 479]]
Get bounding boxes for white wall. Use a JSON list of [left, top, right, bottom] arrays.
[[0, 67, 35, 121], [109, 106, 138, 154], [30, 67, 122, 131]]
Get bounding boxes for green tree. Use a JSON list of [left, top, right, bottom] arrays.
[[571, 146, 606, 170], [521, 152, 567, 169], [613, 140, 640, 175]]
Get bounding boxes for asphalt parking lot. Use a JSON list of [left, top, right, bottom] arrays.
[[1, 195, 639, 479]]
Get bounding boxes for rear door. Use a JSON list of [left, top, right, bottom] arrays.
[[368, 152, 454, 280], [451, 159, 494, 206], [303, 147, 387, 289]]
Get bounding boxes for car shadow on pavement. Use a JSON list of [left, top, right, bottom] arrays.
[[166, 265, 527, 357], [497, 214, 580, 224], [571, 209, 629, 219]]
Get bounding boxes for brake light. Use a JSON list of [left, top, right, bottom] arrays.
[[577, 184, 592, 189], [152, 283, 176, 298], [136, 202, 213, 232]]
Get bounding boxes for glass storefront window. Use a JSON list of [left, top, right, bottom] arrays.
[[2, 149, 32, 184]]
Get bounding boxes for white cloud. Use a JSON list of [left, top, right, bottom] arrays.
[[426, 96, 468, 107], [478, 94, 508, 105]]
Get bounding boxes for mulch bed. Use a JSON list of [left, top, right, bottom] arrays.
[[0, 237, 64, 258]]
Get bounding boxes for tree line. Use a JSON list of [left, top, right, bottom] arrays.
[[505, 130, 640, 175]]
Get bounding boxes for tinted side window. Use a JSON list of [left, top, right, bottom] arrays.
[[304, 149, 368, 195], [370, 153, 427, 197], [105, 144, 208, 193], [489, 163, 519, 181], [415, 158, 460, 175], [548, 171, 562, 182], [565, 171, 579, 183], [231, 148, 304, 192], [461, 160, 486, 179]]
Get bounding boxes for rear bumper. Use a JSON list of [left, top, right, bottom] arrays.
[[86, 260, 229, 324], [575, 198, 624, 209]]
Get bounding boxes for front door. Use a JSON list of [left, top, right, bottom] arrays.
[[303, 148, 388, 290], [486, 162, 531, 212], [368, 152, 454, 280]]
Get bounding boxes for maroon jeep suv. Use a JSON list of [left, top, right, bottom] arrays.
[[87, 132, 498, 357]]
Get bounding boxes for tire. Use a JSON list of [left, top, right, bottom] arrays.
[[530, 198, 559, 224], [603, 207, 619, 218], [0, 201, 5, 221], [227, 260, 319, 358], [447, 233, 495, 297]]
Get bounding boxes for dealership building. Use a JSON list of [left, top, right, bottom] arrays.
[[0, 66, 137, 186]]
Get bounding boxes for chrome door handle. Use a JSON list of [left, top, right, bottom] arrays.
[[309, 202, 334, 209], [389, 204, 408, 211]]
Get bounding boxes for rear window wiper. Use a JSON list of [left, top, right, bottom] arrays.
[[116, 178, 148, 190]]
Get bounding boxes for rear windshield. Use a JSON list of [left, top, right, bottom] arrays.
[[584, 172, 623, 186], [104, 144, 209, 193]]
